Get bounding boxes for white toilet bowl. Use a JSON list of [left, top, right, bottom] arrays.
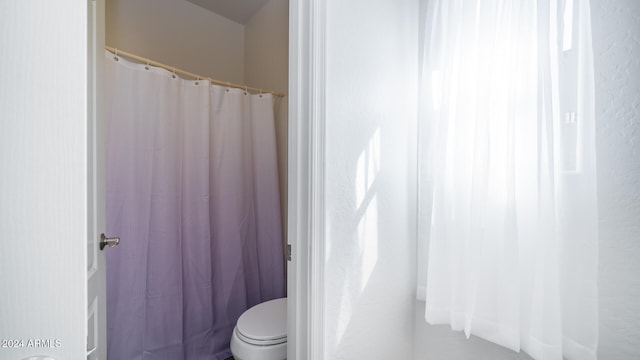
[[230, 297, 287, 360]]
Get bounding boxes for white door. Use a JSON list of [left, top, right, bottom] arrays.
[[87, 0, 108, 359], [0, 1, 107, 359]]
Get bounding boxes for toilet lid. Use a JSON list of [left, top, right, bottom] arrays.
[[236, 298, 287, 346]]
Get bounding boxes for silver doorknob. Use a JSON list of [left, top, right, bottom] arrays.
[[100, 233, 120, 250]]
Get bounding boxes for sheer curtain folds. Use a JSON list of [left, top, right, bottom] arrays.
[[104, 51, 285, 360], [418, 1, 599, 359]]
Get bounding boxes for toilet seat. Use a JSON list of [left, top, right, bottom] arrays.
[[236, 328, 287, 346], [235, 298, 287, 346]]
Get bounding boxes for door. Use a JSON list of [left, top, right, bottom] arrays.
[[0, 1, 106, 359], [87, 0, 108, 359]]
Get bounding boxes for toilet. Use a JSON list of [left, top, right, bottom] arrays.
[[230, 297, 287, 360]]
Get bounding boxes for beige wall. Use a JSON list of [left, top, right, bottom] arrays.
[[245, 0, 289, 245], [244, 0, 289, 95], [106, 0, 245, 84]]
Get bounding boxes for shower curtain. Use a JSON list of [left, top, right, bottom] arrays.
[[104, 51, 285, 360]]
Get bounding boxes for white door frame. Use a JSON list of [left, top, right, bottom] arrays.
[[87, 0, 107, 358], [287, 0, 326, 359]]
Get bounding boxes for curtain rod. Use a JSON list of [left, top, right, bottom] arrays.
[[105, 46, 285, 97]]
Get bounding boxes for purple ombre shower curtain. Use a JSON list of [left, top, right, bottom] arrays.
[[104, 51, 285, 360]]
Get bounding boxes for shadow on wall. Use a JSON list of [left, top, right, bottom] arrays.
[[326, 126, 381, 347], [321, 0, 419, 358], [324, 118, 416, 358]]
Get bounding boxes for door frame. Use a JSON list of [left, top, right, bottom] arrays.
[[87, 0, 107, 358], [287, 0, 326, 359]]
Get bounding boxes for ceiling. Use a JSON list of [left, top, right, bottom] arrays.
[[185, 0, 271, 24]]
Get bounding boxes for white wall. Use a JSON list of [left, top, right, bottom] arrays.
[[324, 0, 418, 358], [0, 1, 89, 359], [592, 0, 640, 358], [106, 0, 245, 84], [413, 0, 640, 359]]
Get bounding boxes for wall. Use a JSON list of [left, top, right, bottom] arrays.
[[592, 0, 640, 358], [244, 0, 289, 246], [413, 0, 640, 359], [106, 0, 245, 84], [245, 0, 288, 95], [324, 0, 418, 359]]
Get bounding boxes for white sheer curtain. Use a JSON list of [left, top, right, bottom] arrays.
[[418, 1, 599, 359]]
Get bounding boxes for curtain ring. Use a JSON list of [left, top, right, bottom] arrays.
[[114, 48, 119, 61], [172, 67, 176, 79], [145, 59, 150, 70]]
